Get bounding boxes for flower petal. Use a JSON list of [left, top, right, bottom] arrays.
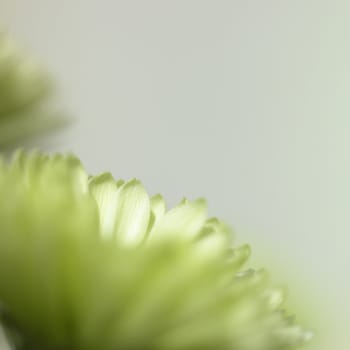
[[149, 198, 207, 242], [113, 179, 151, 246], [89, 173, 119, 238], [150, 194, 166, 223]]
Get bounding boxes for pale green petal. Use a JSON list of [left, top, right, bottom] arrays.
[[263, 288, 286, 310], [116, 179, 125, 188], [150, 194, 166, 223], [195, 217, 234, 255], [113, 179, 151, 246], [273, 326, 313, 348], [222, 245, 252, 277], [145, 194, 166, 237], [90, 176, 152, 244], [149, 198, 207, 242], [89, 173, 119, 238], [63, 154, 89, 194]]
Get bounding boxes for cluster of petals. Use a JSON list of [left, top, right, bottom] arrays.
[[0, 151, 311, 350]]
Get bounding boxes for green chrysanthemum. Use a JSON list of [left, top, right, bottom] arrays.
[[0, 151, 311, 350], [0, 32, 66, 148]]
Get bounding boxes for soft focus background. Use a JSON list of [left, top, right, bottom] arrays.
[[1, 1, 348, 349]]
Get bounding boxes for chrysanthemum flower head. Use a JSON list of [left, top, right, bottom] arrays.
[[0, 151, 312, 350], [0, 32, 66, 147]]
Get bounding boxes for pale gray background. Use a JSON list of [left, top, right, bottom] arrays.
[[1, 1, 349, 349]]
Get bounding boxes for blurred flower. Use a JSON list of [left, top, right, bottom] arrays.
[[0, 32, 67, 148], [0, 151, 312, 350]]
